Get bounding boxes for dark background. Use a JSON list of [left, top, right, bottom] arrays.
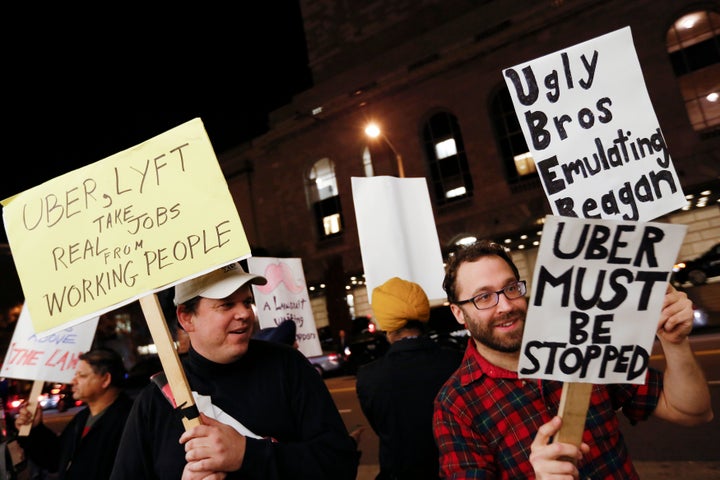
[[1, 2, 312, 206], [1, 3, 312, 309]]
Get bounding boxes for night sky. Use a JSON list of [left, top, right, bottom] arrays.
[[2, 2, 311, 205], [1, 3, 312, 245]]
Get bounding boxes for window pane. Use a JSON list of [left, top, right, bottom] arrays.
[[490, 86, 536, 183], [446, 187, 466, 199], [362, 147, 375, 177], [422, 111, 473, 205], [323, 213, 342, 235], [435, 138, 457, 159], [308, 157, 338, 201], [513, 152, 537, 176], [666, 10, 720, 133], [307, 159, 343, 239]]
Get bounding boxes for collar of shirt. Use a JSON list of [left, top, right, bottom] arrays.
[[458, 338, 518, 387]]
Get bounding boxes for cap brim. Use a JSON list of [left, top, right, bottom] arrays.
[[200, 273, 267, 300], [174, 264, 268, 305]]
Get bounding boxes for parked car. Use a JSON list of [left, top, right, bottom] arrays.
[[344, 332, 390, 375], [37, 383, 63, 410], [428, 328, 470, 351], [3, 381, 67, 417], [56, 383, 84, 412], [689, 301, 720, 332], [308, 351, 346, 377], [672, 243, 720, 286]]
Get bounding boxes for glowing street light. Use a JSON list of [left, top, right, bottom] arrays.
[[364, 122, 405, 178]]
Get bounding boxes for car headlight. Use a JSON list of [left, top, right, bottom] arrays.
[[693, 306, 709, 328]]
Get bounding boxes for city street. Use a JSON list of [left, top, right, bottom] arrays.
[[39, 333, 720, 480], [38, 281, 720, 479], [326, 331, 720, 479]]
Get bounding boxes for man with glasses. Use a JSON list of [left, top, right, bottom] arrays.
[[433, 240, 712, 479]]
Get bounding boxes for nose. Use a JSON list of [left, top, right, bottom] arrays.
[[233, 303, 254, 320], [495, 291, 515, 312]]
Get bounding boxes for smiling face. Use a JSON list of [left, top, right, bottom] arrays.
[[449, 255, 528, 367], [178, 285, 257, 364]]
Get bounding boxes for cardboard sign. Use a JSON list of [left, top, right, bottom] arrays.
[[0, 304, 98, 383], [2, 118, 252, 334], [502, 26, 686, 221], [518, 215, 686, 384], [351, 176, 446, 305], [247, 257, 323, 357]]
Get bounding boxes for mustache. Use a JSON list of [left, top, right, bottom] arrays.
[[256, 262, 306, 294]]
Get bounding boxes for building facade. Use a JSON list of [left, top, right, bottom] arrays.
[[219, 0, 720, 336]]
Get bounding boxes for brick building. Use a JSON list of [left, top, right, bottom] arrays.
[[218, 0, 720, 336]]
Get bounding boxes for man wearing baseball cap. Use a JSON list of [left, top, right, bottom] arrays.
[[111, 262, 359, 480]]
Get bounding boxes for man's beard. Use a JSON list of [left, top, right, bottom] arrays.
[[462, 310, 525, 353]]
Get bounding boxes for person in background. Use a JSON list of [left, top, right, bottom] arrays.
[[0, 301, 22, 366], [356, 277, 463, 480], [433, 240, 713, 479], [110, 262, 358, 479], [14, 348, 134, 479], [253, 319, 298, 349]]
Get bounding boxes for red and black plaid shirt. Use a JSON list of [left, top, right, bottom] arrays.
[[433, 339, 661, 479]]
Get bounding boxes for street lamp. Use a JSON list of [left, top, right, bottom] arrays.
[[364, 123, 405, 178]]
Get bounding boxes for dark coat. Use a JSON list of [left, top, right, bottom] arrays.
[[356, 336, 463, 480], [110, 342, 359, 480], [19, 392, 134, 480]]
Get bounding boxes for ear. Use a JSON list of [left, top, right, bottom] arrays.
[[449, 304, 467, 326], [177, 305, 196, 332], [101, 372, 112, 389]]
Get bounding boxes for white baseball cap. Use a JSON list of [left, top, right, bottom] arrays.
[[174, 263, 267, 305]]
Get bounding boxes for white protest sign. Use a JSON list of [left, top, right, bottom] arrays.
[[0, 304, 99, 383], [519, 215, 686, 384], [247, 257, 322, 357], [351, 176, 446, 305], [502, 26, 686, 221]]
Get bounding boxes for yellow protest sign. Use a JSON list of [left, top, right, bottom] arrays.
[[2, 118, 251, 334]]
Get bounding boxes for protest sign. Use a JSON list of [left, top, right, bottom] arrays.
[[247, 257, 323, 357], [2, 118, 252, 431], [1, 118, 252, 335], [502, 26, 686, 221], [0, 304, 99, 435], [351, 176, 446, 305], [519, 215, 686, 384], [0, 304, 98, 383]]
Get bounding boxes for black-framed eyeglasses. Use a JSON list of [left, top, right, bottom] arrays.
[[455, 280, 527, 310]]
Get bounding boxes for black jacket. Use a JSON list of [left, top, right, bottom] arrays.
[[110, 341, 359, 479], [19, 392, 134, 479], [356, 335, 463, 480]]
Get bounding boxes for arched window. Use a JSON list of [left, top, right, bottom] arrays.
[[422, 111, 473, 205], [490, 85, 538, 189], [667, 9, 720, 134], [306, 158, 343, 239], [362, 146, 375, 177]]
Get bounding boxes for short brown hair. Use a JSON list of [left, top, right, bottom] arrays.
[[443, 240, 520, 304]]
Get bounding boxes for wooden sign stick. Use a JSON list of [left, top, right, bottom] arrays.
[[555, 382, 593, 462], [139, 293, 201, 430], [18, 380, 44, 436]]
